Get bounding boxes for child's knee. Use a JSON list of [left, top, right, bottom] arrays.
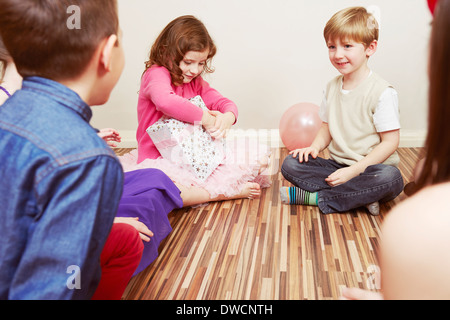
[[369, 164, 403, 182], [365, 165, 404, 197], [281, 155, 297, 173], [384, 166, 404, 194], [281, 154, 310, 177]]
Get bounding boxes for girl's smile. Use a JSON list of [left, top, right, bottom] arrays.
[[179, 50, 209, 83]]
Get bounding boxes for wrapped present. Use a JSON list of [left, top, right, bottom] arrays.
[[146, 96, 226, 181]]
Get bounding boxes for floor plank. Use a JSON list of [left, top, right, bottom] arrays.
[[116, 147, 423, 300]]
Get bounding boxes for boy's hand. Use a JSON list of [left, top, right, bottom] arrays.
[[325, 166, 360, 187], [289, 147, 319, 163], [98, 128, 121, 147]]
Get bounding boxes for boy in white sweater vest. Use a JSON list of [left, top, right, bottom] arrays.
[[281, 6, 403, 215]]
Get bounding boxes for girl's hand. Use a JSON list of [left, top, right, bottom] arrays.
[[114, 217, 154, 242], [325, 166, 359, 187], [98, 128, 121, 147], [208, 111, 235, 139], [290, 147, 319, 163], [201, 109, 217, 132]]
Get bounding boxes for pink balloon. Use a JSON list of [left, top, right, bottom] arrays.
[[279, 103, 321, 151]]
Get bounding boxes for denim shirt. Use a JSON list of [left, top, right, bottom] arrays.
[[0, 77, 124, 300]]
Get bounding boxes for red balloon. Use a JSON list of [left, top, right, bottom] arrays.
[[428, 0, 438, 15], [279, 103, 321, 151]]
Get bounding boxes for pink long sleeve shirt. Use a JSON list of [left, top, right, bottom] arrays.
[[136, 66, 239, 163]]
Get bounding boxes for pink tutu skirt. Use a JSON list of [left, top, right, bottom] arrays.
[[119, 138, 272, 199]]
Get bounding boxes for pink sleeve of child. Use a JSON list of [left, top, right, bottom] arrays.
[[197, 77, 239, 123], [141, 66, 204, 124]]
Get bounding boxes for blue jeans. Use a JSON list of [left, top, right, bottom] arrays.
[[281, 155, 404, 214]]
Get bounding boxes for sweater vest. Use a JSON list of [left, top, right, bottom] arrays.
[[325, 73, 400, 167]]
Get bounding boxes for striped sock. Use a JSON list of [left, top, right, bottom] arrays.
[[280, 187, 318, 206]]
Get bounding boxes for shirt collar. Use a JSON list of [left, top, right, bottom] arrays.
[[21, 76, 92, 123]]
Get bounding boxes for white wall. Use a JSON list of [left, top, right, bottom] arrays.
[[91, 0, 433, 148]]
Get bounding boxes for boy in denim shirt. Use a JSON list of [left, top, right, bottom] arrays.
[[0, 0, 131, 299]]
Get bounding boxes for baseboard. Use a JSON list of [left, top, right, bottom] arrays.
[[398, 129, 427, 148], [115, 130, 138, 148], [114, 128, 427, 149]]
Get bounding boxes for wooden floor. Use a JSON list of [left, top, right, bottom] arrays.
[[116, 147, 423, 300]]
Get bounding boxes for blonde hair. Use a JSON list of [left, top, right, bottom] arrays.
[[324, 7, 379, 48]]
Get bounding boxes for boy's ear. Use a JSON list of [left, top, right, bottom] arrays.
[[366, 40, 378, 58], [99, 34, 119, 71]]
